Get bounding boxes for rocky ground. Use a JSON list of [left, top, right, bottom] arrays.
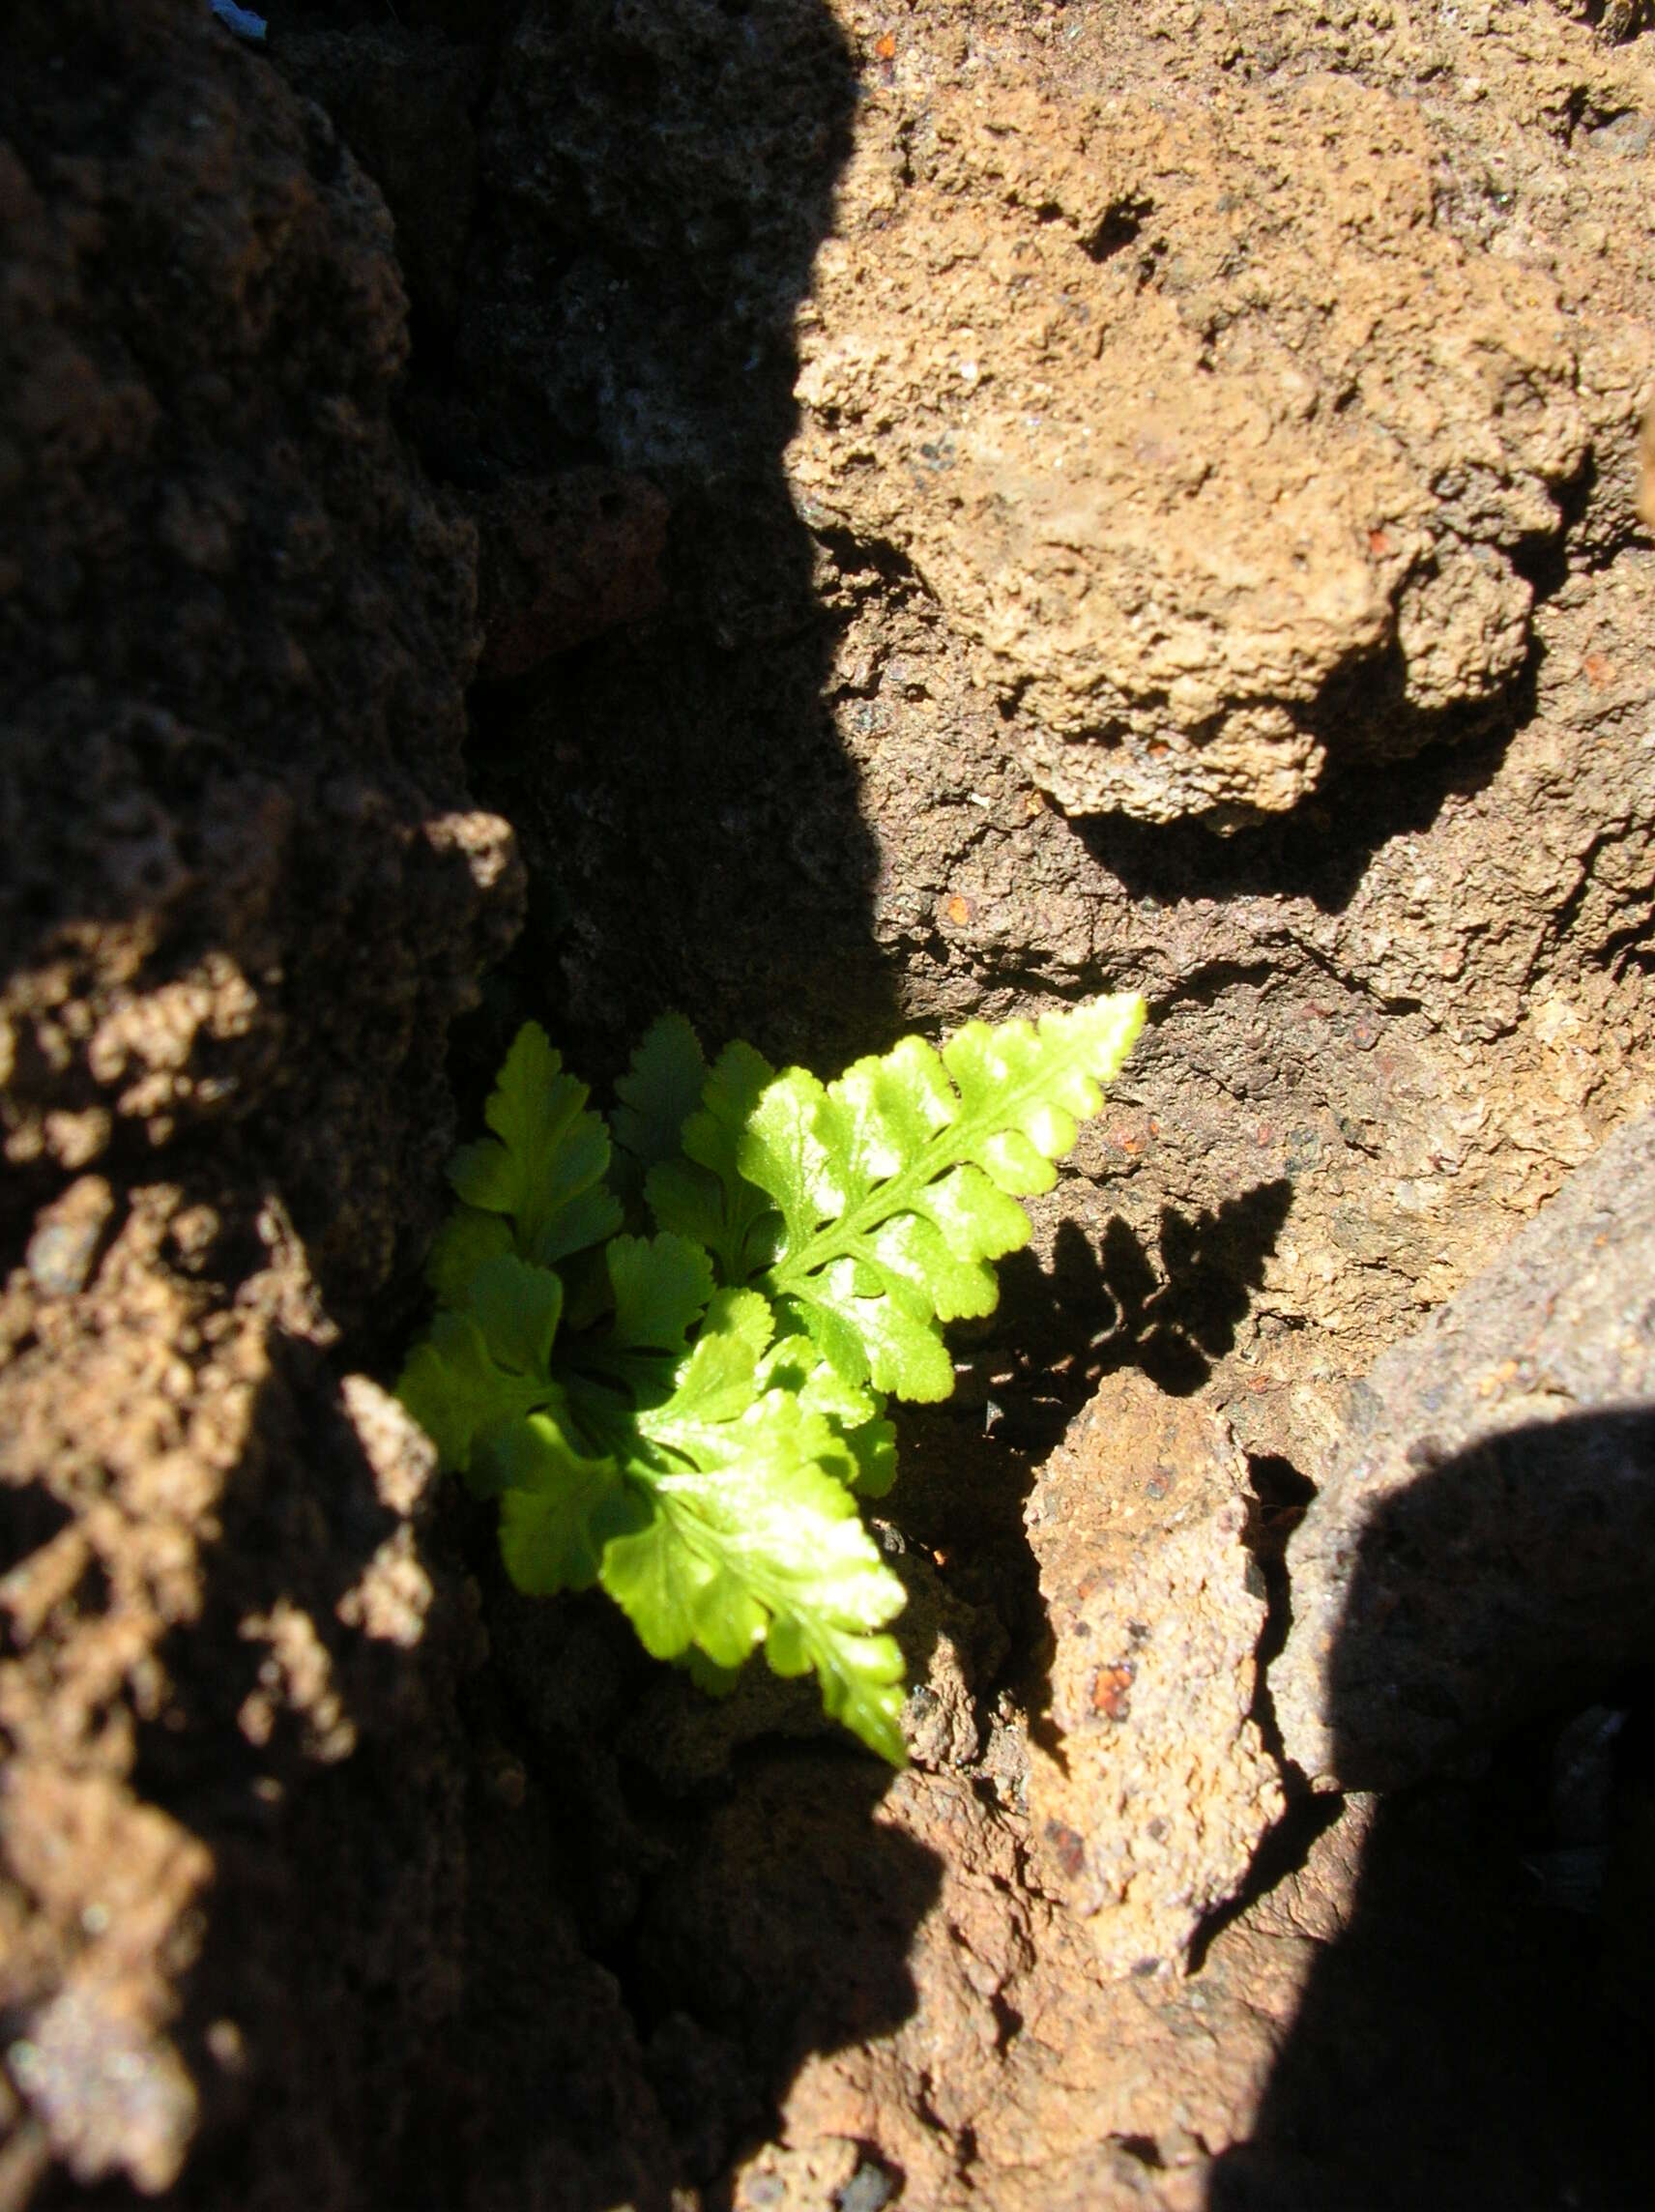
[[1, 0, 1652, 2206]]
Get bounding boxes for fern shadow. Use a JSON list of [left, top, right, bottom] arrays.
[[984, 1178, 1295, 1451]]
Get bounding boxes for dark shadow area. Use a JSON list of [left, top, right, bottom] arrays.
[[1208, 1412, 1655, 2210], [1299, 1410, 1655, 1792], [272, 0, 898, 1097], [126, 1310, 921, 2212], [1073, 709, 1516, 922], [0, 1481, 73, 1585], [384, 1523, 943, 2210], [888, 1184, 1296, 1785], [266, 8, 941, 2204], [125, 1324, 471, 2210]]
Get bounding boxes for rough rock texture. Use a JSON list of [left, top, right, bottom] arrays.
[[0, 2, 519, 2201], [0, 1, 520, 1305], [282, 0, 1653, 2197], [471, 472, 671, 681], [664, 1741, 1652, 2211], [805, 0, 1655, 1490], [1273, 1109, 1655, 1791], [270, 24, 490, 336], [789, 41, 1608, 823], [460, 0, 1655, 1503], [648, 1755, 1291, 2212], [4, 0, 1654, 2203], [1025, 1373, 1282, 1978]]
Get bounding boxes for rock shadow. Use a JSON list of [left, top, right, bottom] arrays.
[[886, 1179, 1294, 1783], [285, 0, 907, 1093], [1207, 1411, 1655, 2211], [1071, 701, 1524, 921], [275, 5, 943, 2202], [1069, 449, 1591, 920], [124, 1326, 469, 2209]]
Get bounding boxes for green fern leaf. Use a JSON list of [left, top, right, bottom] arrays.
[[750, 995, 1146, 1398], [609, 1014, 709, 1208], [496, 1414, 648, 1592], [647, 1039, 783, 1281], [502, 1284, 909, 1761], [606, 1232, 715, 1353], [449, 1023, 623, 1265], [396, 1309, 561, 1492], [759, 1332, 897, 1498], [424, 1207, 512, 1308], [397, 994, 1146, 1765]]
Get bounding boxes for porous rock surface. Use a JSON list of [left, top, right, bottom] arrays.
[[2, 0, 1653, 2204], [448, 0, 1655, 1488], [788, 4, 1648, 823], [0, 2, 521, 2201], [801, 0, 1655, 1494], [1273, 1108, 1655, 1791], [1025, 1372, 1283, 1978], [650, 1754, 1297, 2212]]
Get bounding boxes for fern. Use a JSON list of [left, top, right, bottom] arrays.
[[398, 997, 1145, 1762]]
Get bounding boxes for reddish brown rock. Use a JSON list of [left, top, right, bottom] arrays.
[[0, 2, 519, 2200], [1025, 1372, 1282, 1978]]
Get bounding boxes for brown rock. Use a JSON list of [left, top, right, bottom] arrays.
[[1025, 1372, 1282, 1978], [687, 1755, 1305, 2209], [788, 46, 1598, 822], [0, 3, 518, 2200], [1274, 1109, 1655, 1790]]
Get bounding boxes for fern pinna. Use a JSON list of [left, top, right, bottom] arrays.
[[398, 998, 1145, 1763]]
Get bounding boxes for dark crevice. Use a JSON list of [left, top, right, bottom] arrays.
[[810, 524, 933, 600], [1183, 1448, 1322, 1974], [0, 1482, 73, 1593], [1237, 1451, 1316, 1776], [1508, 451, 1598, 600], [1081, 191, 1155, 262]]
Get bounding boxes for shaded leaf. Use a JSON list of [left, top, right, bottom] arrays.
[[611, 1014, 709, 1207], [448, 1022, 622, 1262], [495, 1416, 646, 1593], [396, 1311, 559, 1488]]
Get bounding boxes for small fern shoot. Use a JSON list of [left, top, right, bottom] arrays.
[[398, 997, 1145, 1763]]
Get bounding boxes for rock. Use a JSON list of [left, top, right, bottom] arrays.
[[0, 4, 520, 2201], [272, 25, 489, 336], [0, 9, 521, 1307], [460, 0, 857, 474], [1273, 1110, 1655, 1790], [1025, 1372, 1283, 1978], [472, 471, 670, 679], [787, 40, 1596, 823], [444, 0, 1655, 1485], [685, 1755, 1302, 2210]]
